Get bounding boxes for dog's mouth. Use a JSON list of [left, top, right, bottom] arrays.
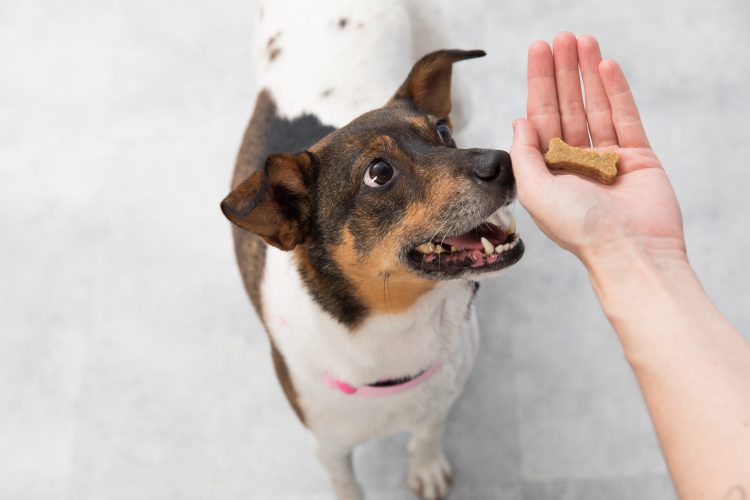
[[406, 209, 524, 278]]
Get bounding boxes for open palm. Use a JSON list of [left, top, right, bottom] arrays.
[[510, 33, 685, 264]]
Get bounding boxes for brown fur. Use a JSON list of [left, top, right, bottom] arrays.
[[405, 114, 432, 131], [328, 169, 459, 314], [233, 227, 266, 317], [392, 49, 485, 118], [224, 152, 314, 251], [332, 228, 436, 314], [270, 342, 306, 423]]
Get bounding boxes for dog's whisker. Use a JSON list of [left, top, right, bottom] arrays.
[[382, 271, 391, 316], [428, 217, 451, 246], [441, 219, 460, 246], [437, 219, 461, 272]]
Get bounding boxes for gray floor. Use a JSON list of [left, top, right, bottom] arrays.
[[2, 1, 749, 499]]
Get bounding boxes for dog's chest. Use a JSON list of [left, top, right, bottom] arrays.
[[260, 247, 479, 438]]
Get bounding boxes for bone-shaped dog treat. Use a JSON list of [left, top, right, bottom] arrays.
[[543, 138, 619, 185]]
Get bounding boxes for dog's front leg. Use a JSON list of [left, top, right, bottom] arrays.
[[407, 418, 453, 500], [316, 441, 363, 500]]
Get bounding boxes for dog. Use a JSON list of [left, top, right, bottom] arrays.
[[220, 3, 523, 499]]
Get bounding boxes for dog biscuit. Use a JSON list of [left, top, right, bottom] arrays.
[[543, 138, 618, 185]]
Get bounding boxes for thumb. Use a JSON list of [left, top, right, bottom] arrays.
[[510, 118, 553, 188]]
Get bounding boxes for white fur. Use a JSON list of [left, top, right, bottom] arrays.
[[250, 0, 471, 132], [263, 249, 479, 436], [250, 2, 485, 498], [251, 0, 414, 128], [262, 249, 479, 499]]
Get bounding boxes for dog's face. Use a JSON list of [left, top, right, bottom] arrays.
[[222, 50, 523, 322]]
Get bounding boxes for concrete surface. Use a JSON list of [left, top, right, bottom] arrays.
[[2, 0, 749, 499]]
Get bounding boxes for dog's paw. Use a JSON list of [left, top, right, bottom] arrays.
[[407, 452, 453, 500], [331, 482, 364, 500]]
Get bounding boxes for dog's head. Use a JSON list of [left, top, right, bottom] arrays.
[[222, 50, 523, 325]]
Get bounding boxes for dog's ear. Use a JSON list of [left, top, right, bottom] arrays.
[[220, 151, 314, 251], [390, 49, 485, 118]]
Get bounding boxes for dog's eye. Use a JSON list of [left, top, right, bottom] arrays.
[[364, 160, 394, 187], [436, 121, 453, 145]]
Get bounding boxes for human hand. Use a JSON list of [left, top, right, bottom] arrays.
[[510, 33, 686, 268]]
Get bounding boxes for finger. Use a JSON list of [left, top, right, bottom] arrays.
[[527, 40, 561, 151], [599, 59, 651, 148], [613, 147, 662, 175], [577, 35, 618, 147], [510, 118, 554, 192], [552, 32, 589, 147]]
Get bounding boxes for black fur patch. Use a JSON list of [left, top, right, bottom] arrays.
[[231, 91, 371, 328]]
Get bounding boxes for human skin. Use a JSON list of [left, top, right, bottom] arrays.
[[509, 32, 750, 499]]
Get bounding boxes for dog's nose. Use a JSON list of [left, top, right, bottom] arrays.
[[471, 149, 514, 187]]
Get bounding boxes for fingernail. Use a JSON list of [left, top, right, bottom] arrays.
[[512, 119, 517, 132]]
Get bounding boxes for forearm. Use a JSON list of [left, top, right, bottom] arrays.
[[585, 240, 750, 499]]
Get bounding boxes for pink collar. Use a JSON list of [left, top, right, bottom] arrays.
[[323, 361, 444, 397]]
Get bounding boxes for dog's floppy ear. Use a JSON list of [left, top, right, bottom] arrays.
[[220, 151, 314, 251], [390, 49, 485, 118]]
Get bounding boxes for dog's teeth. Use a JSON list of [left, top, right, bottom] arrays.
[[507, 218, 516, 235], [451, 246, 458, 253], [416, 243, 435, 254], [434, 245, 445, 254], [480, 237, 494, 254]]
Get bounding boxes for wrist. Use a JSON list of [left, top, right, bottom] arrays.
[[582, 235, 690, 289], [582, 236, 709, 363]]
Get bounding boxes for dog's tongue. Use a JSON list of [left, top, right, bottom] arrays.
[[442, 234, 485, 250], [442, 224, 507, 250]]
